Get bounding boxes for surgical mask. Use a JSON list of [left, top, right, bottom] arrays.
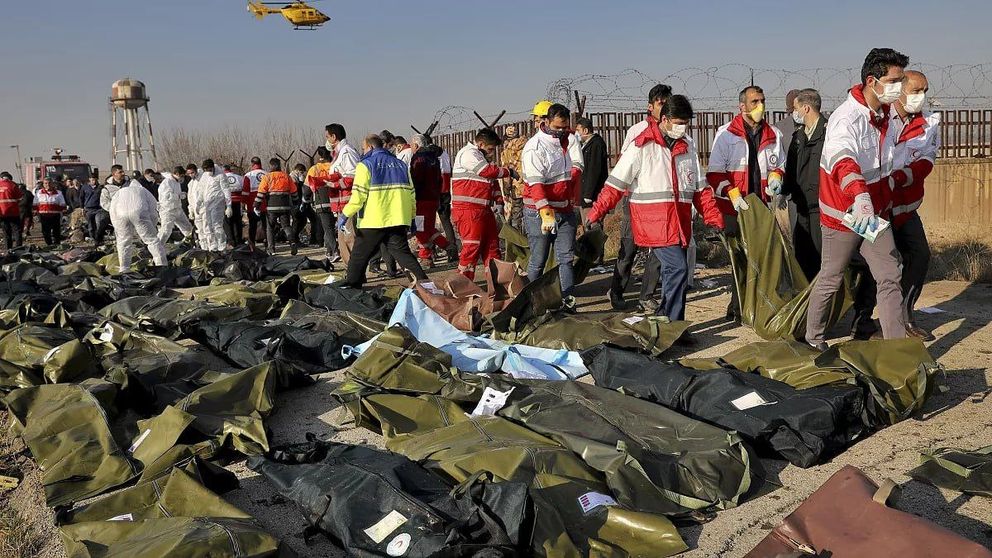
[[792, 110, 805, 125], [325, 140, 334, 151], [748, 103, 765, 122], [666, 123, 687, 140], [875, 80, 902, 104], [903, 92, 926, 114]]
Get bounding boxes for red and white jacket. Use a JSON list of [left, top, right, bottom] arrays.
[[224, 171, 245, 205], [521, 129, 575, 211], [243, 165, 267, 209], [451, 142, 510, 211], [34, 189, 66, 215], [439, 149, 452, 194], [890, 110, 940, 227], [819, 85, 899, 232], [588, 117, 723, 248], [706, 115, 785, 215], [326, 139, 359, 213], [0, 179, 21, 218]]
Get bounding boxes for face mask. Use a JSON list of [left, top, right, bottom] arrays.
[[541, 124, 569, 140], [665, 123, 687, 140], [792, 110, 805, 125], [748, 103, 765, 122], [875, 80, 902, 104], [325, 140, 334, 151], [903, 92, 926, 114]]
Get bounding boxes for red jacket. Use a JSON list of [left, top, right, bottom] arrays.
[[521, 129, 575, 211], [244, 166, 266, 210], [451, 142, 510, 210], [0, 179, 21, 218], [410, 148, 444, 204], [706, 114, 786, 216], [890, 111, 940, 227], [588, 117, 723, 248], [818, 85, 897, 232], [34, 188, 66, 215]]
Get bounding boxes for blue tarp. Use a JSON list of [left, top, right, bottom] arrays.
[[345, 289, 587, 380]]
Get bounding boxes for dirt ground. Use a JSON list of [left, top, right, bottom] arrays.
[[2, 254, 991, 557]]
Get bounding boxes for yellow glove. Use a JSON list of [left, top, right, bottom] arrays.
[[539, 207, 556, 234], [728, 187, 749, 212]]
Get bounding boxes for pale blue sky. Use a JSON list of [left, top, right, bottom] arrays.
[[2, 0, 990, 172]]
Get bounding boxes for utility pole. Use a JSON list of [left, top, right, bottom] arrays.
[[9, 145, 22, 179]]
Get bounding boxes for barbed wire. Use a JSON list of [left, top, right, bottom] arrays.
[[433, 63, 992, 135]]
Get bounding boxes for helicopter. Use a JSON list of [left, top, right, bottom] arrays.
[[247, 1, 330, 30]]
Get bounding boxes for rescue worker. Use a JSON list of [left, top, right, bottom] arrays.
[[437, 146, 460, 262], [307, 145, 336, 259], [806, 48, 910, 351], [783, 89, 827, 281], [290, 163, 319, 246], [242, 157, 267, 250], [34, 179, 67, 246], [586, 95, 724, 321], [532, 100, 584, 207], [100, 165, 129, 214], [109, 180, 168, 270], [610, 84, 669, 311], [157, 166, 194, 244], [188, 160, 231, 252], [395, 137, 413, 166], [253, 158, 299, 255], [855, 70, 940, 341], [338, 134, 428, 287], [450, 129, 514, 278], [522, 103, 579, 304], [223, 164, 245, 246], [499, 125, 527, 231], [707, 85, 786, 321], [409, 134, 451, 268], [0, 172, 23, 250]]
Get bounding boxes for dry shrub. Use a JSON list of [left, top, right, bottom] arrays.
[[0, 505, 44, 558], [928, 236, 992, 283], [157, 121, 323, 172]]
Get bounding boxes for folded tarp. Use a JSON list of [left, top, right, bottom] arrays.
[[353, 392, 688, 558], [494, 311, 691, 356], [250, 438, 528, 557], [725, 194, 851, 340], [99, 296, 253, 338], [4, 383, 140, 507], [585, 345, 866, 467], [349, 290, 587, 380], [58, 468, 289, 558], [909, 445, 992, 497]]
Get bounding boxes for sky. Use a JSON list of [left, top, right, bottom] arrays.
[[2, 0, 990, 174]]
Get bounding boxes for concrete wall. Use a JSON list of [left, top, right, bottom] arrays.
[[918, 159, 992, 231]]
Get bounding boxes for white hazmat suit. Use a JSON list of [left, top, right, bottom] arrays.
[[109, 182, 168, 270], [188, 167, 231, 251], [157, 172, 194, 244]]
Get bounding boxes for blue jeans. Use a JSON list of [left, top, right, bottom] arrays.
[[524, 207, 577, 296], [653, 245, 689, 321]]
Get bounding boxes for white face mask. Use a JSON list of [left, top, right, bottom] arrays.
[[325, 140, 334, 151], [903, 92, 926, 114], [792, 110, 805, 126], [666, 123, 687, 140], [875, 80, 902, 104]]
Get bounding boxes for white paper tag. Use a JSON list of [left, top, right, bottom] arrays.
[[386, 533, 412, 556], [471, 387, 515, 417], [419, 282, 444, 296], [364, 510, 408, 544], [99, 324, 116, 342], [323, 274, 338, 285], [128, 429, 151, 454], [730, 391, 773, 410], [108, 513, 133, 522], [622, 316, 644, 325], [577, 491, 618, 514], [414, 215, 424, 232], [917, 306, 945, 314]]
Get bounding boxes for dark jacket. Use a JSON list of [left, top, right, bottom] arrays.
[[783, 116, 827, 215], [580, 133, 609, 206], [410, 145, 443, 203], [65, 187, 81, 210], [18, 185, 33, 216], [81, 183, 104, 211]]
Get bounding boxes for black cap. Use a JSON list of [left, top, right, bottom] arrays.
[[0, 172, 12, 180]]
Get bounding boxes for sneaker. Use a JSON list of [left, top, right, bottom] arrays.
[[329, 253, 342, 263], [807, 341, 829, 352], [906, 324, 935, 341], [562, 295, 578, 314], [637, 299, 660, 314]]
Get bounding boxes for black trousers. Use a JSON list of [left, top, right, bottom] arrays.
[[293, 205, 321, 246], [85, 209, 110, 244], [437, 192, 459, 253], [344, 226, 428, 287], [369, 244, 397, 274], [1, 217, 22, 249], [265, 211, 295, 253], [224, 204, 244, 245], [248, 210, 263, 245], [794, 211, 823, 282], [724, 213, 742, 317], [317, 211, 338, 257], [40, 214, 62, 246], [610, 232, 661, 303]]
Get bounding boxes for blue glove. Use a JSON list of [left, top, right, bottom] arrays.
[[336, 213, 348, 232]]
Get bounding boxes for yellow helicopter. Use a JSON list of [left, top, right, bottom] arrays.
[[247, 1, 330, 30]]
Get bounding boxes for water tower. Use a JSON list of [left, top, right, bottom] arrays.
[[109, 78, 157, 172]]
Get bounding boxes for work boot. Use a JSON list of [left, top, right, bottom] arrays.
[[807, 341, 829, 352], [290, 244, 298, 256], [446, 247, 459, 263], [906, 324, 935, 341], [609, 290, 628, 311]]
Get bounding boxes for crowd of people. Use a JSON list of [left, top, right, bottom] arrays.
[[0, 47, 940, 350]]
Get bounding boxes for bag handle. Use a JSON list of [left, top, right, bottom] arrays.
[[873, 478, 901, 506]]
